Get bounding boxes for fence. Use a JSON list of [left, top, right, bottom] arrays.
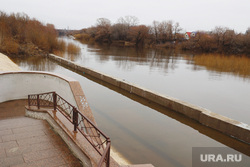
[[28, 92, 110, 167]]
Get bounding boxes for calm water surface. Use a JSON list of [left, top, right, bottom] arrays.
[[10, 38, 250, 167], [62, 38, 250, 124]]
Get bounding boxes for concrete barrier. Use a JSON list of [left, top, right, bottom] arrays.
[[0, 71, 96, 124], [48, 54, 250, 144]]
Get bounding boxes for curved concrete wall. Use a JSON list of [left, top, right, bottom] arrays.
[[0, 71, 76, 106], [0, 71, 96, 123]]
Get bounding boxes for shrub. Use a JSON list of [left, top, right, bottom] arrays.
[[0, 11, 72, 56], [2, 39, 19, 54]]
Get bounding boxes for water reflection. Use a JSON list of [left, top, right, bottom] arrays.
[[86, 43, 250, 80], [52, 37, 82, 62], [191, 54, 250, 79], [10, 56, 56, 71], [87, 44, 180, 71], [63, 40, 180, 72], [61, 38, 250, 81]]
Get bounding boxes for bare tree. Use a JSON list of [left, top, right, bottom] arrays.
[[111, 23, 128, 40], [117, 15, 139, 27], [113, 16, 139, 41], [128, 25, 149, 46], [95, 18, 112, 42], [212, 26, 228, 48], [246, 27, 250, 35], [151, 20, 160, 44], [158, 21, 174, 42], [96, 18, 111, 27], [173, 22, 182, 40]]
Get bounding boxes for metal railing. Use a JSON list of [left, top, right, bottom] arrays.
[[28, 92, 111, 167]]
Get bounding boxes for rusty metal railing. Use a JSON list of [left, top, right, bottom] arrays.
[[28, 92, 111, 167]]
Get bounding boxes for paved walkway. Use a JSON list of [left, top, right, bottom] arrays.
[[0, 100, 82, 167]]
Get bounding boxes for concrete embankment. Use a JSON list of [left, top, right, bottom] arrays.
[[48, 53, 250, 144]]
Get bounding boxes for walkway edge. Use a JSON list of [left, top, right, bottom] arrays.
[[25, 108, 93, 167], [48, 53, 250, 144]]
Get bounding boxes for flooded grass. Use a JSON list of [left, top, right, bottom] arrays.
[[67, 42, 81, 55], [193, 54, 250, 78], [56, 39, 66, 52]]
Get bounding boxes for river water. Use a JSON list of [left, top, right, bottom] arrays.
[[11, 38, 250, 167]]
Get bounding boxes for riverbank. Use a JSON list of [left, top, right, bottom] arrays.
[[0, 53, 21, 71]]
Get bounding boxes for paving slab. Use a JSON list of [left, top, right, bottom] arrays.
[[0, 100, 83, 167]]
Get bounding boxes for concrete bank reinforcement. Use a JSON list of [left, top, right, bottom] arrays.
[[48, 54, 250, 144]]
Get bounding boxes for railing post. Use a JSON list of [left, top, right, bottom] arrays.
[[53, 92, 57, 111], [37, 95, 40, 109], [106, 139, 111, 167], [28, 95, 30, 106], [73, 107, 78, 132], [98, 139, 111, 167]]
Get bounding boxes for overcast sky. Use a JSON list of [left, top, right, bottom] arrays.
[[1, 0, 249, 33]]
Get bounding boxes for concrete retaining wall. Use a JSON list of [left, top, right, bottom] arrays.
[[0, 71, 96, 124], [0, 72, 75, 105], [48, 54, 250, 144]]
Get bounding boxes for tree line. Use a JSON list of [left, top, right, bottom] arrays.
[[73, 16, 250, 55], [0, 11, 80, 56]]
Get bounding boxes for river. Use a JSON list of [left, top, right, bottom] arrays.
[[10, 38, 250, 167]]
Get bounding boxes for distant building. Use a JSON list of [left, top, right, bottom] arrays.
[[185, 32, 197, 40]]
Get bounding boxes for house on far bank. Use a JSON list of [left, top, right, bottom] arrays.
[[185, 32, 197, 40]]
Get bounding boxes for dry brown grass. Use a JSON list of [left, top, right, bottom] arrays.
[[193, 54, 250, 78], [56, 39, 66, 52], [67, 43, 81, 55]]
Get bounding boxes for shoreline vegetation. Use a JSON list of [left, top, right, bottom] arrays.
[[0, 11, 80, 57], [68, 16, 250, 56], [191, 54, 250, 78], [1, 11, 249, 57]]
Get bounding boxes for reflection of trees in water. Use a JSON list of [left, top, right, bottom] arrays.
[[191, 54, 250, 79], [88, 44, 180, 72], [11, 56, 56, 71], [56, 37, 82, 62], [11, 38, 82, 71], [148, 49, 178, 73], [64, 53, 81, 62]]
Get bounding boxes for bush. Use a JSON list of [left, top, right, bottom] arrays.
[[0, 11, 80, 56], [2, 39, 19, 54]]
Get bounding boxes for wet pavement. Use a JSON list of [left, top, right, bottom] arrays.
[[0, 100, 82, 167]]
